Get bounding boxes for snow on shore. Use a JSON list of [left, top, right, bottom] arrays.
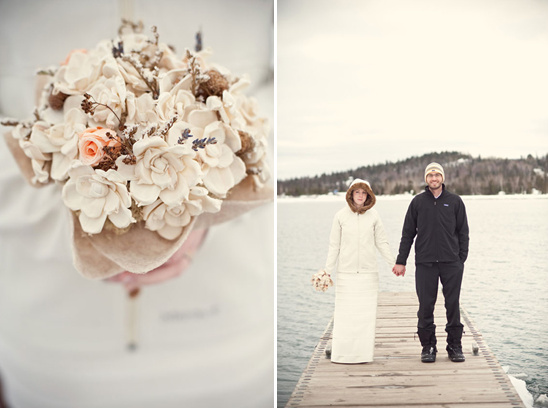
[[278, 192, 548, 203]]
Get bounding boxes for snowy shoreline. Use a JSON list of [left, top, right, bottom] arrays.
[[278, 193, 548, 202]]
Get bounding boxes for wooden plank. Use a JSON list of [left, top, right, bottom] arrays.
[[296, 405, 522, 408], [285, 292, 525, 408]]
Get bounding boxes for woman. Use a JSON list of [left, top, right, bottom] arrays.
[[324, 178, 397, 364]]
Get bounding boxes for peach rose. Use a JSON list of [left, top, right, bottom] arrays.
[[78, 127, 120, 166]]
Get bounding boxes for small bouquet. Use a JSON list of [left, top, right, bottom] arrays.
[[2, 21, 272, 279], [311, 269, 333, 292]]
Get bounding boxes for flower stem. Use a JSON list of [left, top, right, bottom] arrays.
[[126, 287, 140, 351]]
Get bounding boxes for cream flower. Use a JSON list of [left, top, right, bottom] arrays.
[[61, 49, 87, 66], [125, 92, 158, 125], [236, 94, 266, 127], [158, 69, 192, 94], [29, 122, 75, 181], [117, 59, 151, 96], [26, 97, 88, 181], [18, 139, 51, 184], [158, 44, 186, 71], [129, 136, 201, 206], [156, 82, 196, 122], [120, 33, 152, 54], [10, 123, 31, 141], [62, 162, 135, 234], [10, 121, 48, 166], [114, 34, 160, 96], [206, 85, 271, 188], [141, 186, 221, 240], [28, 121, 62, 153], [54, 50, 104, 95], [86, 75, 127, 128], [191, 121, 246, 197], [205, 91, 245, 129]]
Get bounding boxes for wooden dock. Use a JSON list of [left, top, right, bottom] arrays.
[[286, 292, 525, 408]]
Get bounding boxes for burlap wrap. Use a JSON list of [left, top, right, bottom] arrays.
[[4, 131, 273, 279]]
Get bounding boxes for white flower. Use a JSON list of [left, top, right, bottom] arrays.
[[206, 85, 271, 188], [54, 50, 104, 95], [158, 69, 192, 94], [194, 121, 246, 197], [86, 75, 127, 128], [156, 76, 196, 122], [205, 94, 242, 128], [240, 135, 270, 187], [120, 33, 151, 54], [62, 162, 135, 234], [142, 186, 221, 240], [18, 139, 51, 184], [237, 94, 266, 127], [115, 34, 162, 96], [129, 136, 201, 206], [157, 44, 186, 71], [125, 92, 158, 125], [11, 123, 31, 140], [27, 97, 87, 181], [117, 59, 151, 96]]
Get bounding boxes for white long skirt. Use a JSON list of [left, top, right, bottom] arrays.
[[331, 271, 379, 364]]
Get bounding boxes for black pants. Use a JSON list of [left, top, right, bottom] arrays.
[[415, 261, 464, 348]]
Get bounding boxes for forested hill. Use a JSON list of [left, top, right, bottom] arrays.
[[277, 151, 548, 196]]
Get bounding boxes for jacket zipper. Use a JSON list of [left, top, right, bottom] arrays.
[[357, 213, 360, 273], [434, 196, 439, 262]]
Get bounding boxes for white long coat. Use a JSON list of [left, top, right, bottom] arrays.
[[325, 206, 396, 274], [324, 205, 395, 363]]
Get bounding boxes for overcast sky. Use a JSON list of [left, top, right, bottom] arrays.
[[277, 0, 548, 179]]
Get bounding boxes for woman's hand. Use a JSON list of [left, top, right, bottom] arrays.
[[106, 228, 208, 292], [392, 264, 406, 277]]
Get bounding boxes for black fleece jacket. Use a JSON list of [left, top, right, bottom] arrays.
[[396, 185, 469, 265]]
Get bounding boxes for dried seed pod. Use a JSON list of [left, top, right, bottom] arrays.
[[237, 130, 254, 156], [198, 69, 229, 98], [48, 90, 69, 110]]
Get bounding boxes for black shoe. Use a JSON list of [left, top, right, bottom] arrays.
[[447, 345, 465, 362], [421, 346, 437, 363]]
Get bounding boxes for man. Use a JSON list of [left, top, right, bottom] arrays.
[[393, 162, 469, 363]]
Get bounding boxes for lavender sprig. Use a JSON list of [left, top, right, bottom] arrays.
[[177, 128, 193, 144], [195, 30, 203, 52], [112, 41, 124, 58], [192, 137, 217, 151]]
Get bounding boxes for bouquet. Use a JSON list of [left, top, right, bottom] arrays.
[[311, 269, 333, 292], [2, 21, 272, 279]]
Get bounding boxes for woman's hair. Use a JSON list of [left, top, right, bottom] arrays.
[[345, 180, 376, 214]]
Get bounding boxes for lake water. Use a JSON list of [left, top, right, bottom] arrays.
[[277, 194, 548, 408]]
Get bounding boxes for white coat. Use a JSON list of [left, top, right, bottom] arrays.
[[325, 206, 396, 274], [323, 180, 396, 363]]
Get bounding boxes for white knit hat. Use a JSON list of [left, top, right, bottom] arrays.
[[424, 162, 445, 183]]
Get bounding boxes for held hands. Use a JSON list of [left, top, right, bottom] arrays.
[[107, 228, 209, 292], [392, 264, 406, 277]]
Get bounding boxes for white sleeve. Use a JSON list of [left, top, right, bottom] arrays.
[[374, 212, 396, 267], [324, 213, 341, 274]]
